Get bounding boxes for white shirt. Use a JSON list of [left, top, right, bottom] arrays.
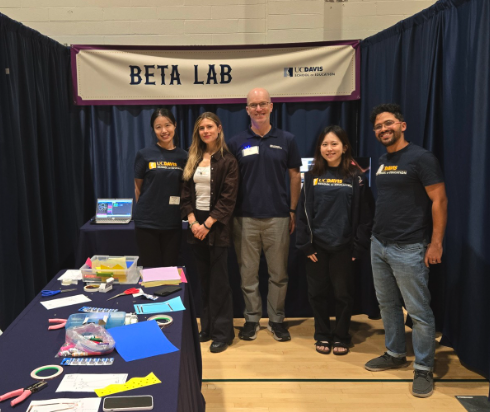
[[194, 166, 211, 211]]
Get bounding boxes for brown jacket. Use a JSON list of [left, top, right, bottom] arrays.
[[180, 150, 239, 247]]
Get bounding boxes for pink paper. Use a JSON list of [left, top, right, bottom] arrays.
[[179, 268, 187, 284], [85, 257, 92, 268], [141, 266, 181, 282]]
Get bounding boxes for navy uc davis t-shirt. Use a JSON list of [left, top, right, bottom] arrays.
[[228, 127, 302, 218], [133, 145, 187, 230], [312, 168, 353, 251], [373, 143, 444, 243]]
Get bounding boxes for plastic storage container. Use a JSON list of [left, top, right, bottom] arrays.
[[65, 312, 127, 329], [80, 255, 140, 284]]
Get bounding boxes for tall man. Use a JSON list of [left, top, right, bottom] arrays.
[[228, 88, 302, 342], [365, 104, 448, 398]]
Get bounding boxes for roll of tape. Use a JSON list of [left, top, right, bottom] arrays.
[[84, 284, 100, 292], [31, 365, 64, 380], [148, 314, 173, 328]]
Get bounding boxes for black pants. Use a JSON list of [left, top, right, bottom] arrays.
[[135, 227, 181, 268], [192, 210, 234, 343], [305, 246, 354, 344]]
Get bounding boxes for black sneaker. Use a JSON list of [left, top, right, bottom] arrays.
[[210, 341, 230, 353], [199, 332, 211, 342], [411, 369, 434, 398], [238, 322, 259, 340], [267, 321, 291, 342], [364, 352, 409, 371]]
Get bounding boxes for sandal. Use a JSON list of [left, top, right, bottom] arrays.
[[315, 341, 331, 355], [333, 341, 349, 355]]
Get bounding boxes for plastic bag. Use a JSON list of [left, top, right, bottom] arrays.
[[56, 323, 115, 357]]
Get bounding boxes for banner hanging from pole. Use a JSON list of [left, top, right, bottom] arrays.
[[71, 41, 360, 106]]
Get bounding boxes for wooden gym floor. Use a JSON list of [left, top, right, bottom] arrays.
[[199, 316, 489, 411]]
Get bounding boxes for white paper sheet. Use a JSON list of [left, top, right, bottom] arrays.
[[56, 374, 128, 393], [58, 269, 83, 281], [26, 397, 101, 412], [40, 294, 91, 310]]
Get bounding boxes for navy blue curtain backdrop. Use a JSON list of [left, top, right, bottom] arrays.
[[359, 0, 490, 383], [0, 14, 95, 331]]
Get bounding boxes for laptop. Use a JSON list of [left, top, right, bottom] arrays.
[[95, 198, 133, 224]]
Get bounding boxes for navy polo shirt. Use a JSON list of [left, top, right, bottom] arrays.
[[228, 126, 302, 218]]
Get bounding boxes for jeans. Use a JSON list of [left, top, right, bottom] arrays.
[[371, 236, 435, 371]]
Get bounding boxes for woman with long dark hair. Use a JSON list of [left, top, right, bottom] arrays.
[[296, 125, 374, 355], [181, 112, 238, 353], [133, 107, 187, 267]]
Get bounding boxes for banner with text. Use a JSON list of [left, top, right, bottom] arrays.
[[71, 41, 360, 105]]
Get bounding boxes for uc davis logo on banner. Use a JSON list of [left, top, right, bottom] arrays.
[[284, 66, 334, 78]]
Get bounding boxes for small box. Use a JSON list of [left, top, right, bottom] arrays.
[[81, 255, 140, 284]]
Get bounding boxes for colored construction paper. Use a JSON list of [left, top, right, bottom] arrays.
[[134, 296, 186, 315], [141, 267, 180, 282], [94, 373, 161, 397], [109, 320, 178, 362], [179, 268, 187, 283]]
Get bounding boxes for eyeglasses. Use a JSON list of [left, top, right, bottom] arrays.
[[373, 120, 402, 131], [247, 102, 271, 110]]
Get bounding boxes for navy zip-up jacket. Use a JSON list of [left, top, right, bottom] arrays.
[[296, 170, 375, 259]]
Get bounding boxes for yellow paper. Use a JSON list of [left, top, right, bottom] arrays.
[[94, 372, 161, 397]]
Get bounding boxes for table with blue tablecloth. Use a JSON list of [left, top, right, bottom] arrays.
[[0, 270, 205, 412]]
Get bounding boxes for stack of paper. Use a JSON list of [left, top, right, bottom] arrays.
[[141, 267, 182, 287]]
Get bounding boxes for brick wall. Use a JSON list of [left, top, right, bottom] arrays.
[[0, 0, 436, 45]]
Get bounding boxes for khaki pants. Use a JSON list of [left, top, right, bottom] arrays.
[[233, 217, 290, 323]]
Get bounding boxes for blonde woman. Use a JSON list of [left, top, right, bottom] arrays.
[[181, 112, 238, 353]]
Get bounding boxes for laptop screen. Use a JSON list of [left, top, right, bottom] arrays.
[[96, 199, 133, 220]]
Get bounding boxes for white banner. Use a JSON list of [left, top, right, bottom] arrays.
[[71, 41, 360, 105]]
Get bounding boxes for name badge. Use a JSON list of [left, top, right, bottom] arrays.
[[242, 146, 259, 157], [169, 196, 180, 205]]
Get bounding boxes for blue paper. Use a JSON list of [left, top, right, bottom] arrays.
[[134, 296, 186, 315], [109, 320, 178, 362]]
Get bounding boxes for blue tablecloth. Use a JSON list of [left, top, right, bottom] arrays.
[[0, 271, 205, 412]]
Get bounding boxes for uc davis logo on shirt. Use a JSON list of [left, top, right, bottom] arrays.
[[149, 161, 183, 171], [314, 178, 351, 187], [376, 164, 407, 175]]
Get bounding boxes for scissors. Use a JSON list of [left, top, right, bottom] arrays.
[[0, 381, 47, 407], [41, 288, 77, 297], [107, 288, 140, 301]]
